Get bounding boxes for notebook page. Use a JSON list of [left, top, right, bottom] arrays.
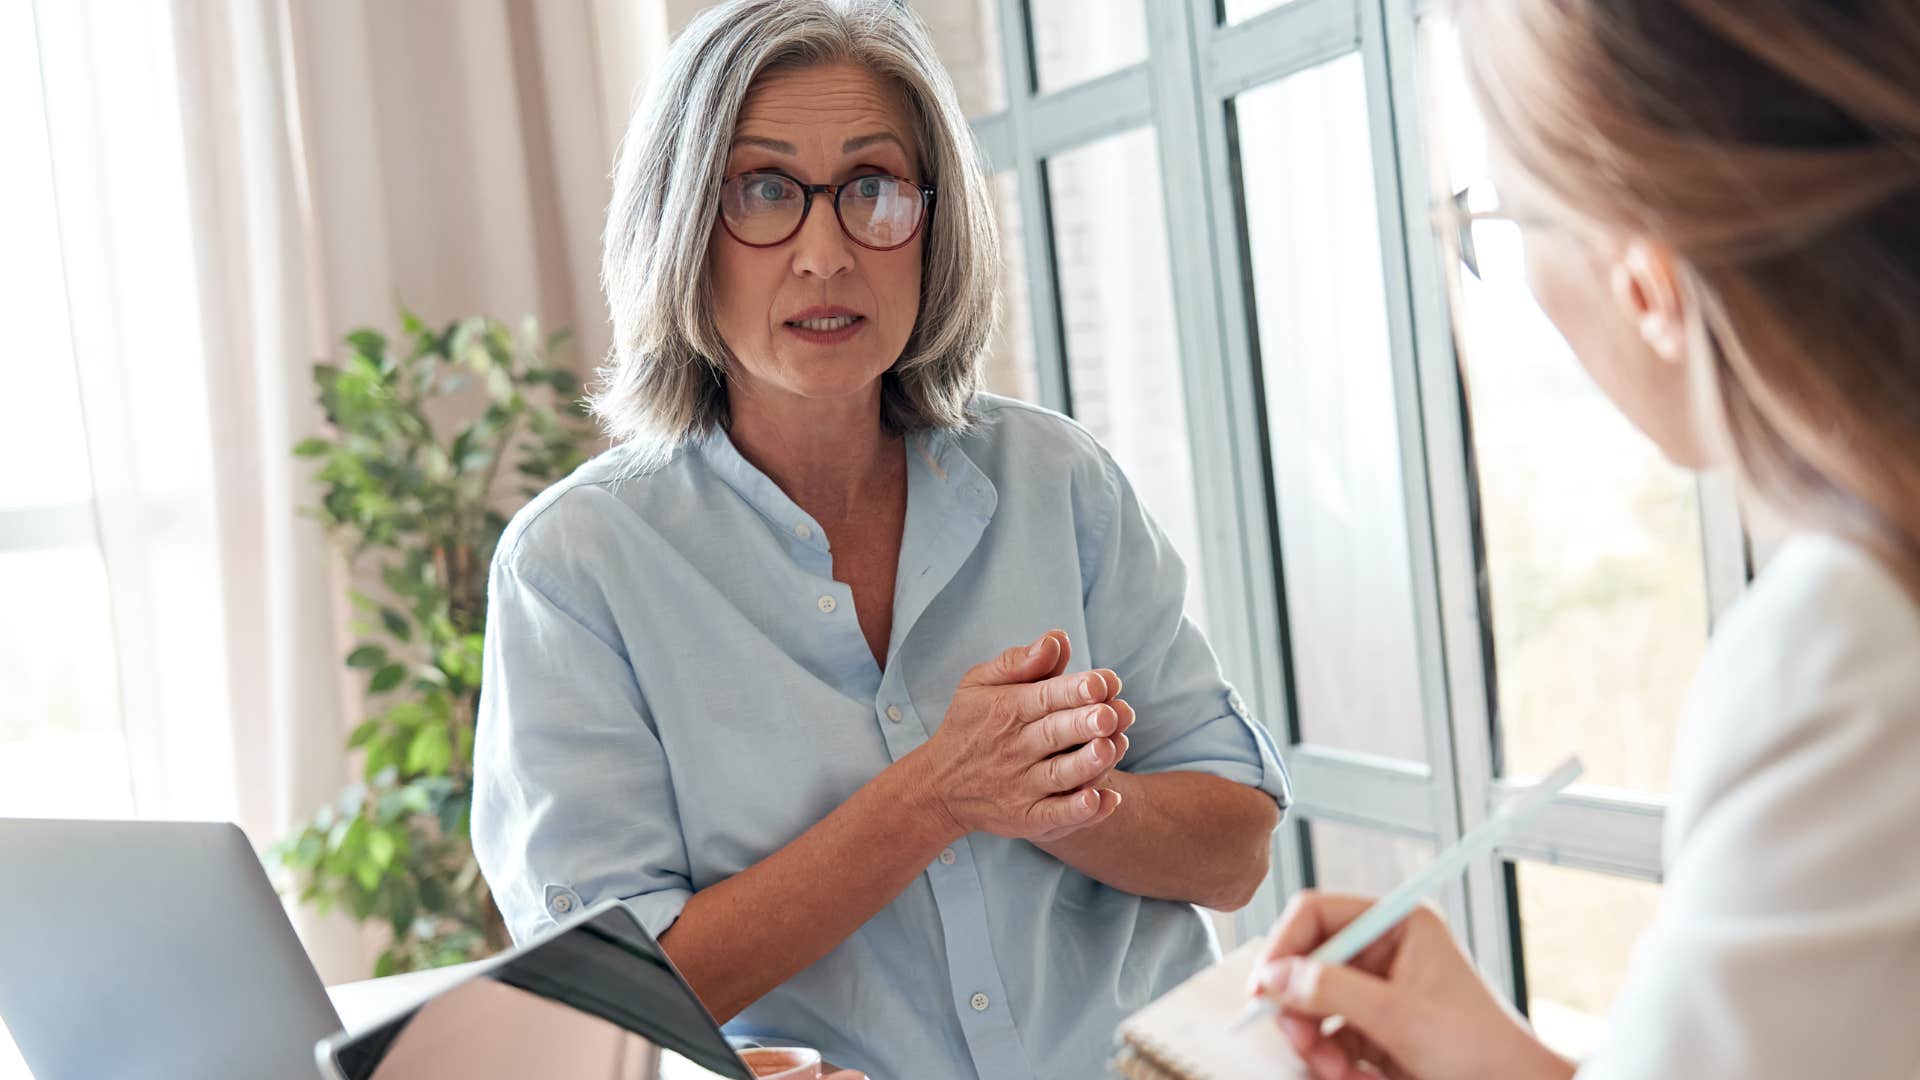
[[1112, 940, 1310, 1080]]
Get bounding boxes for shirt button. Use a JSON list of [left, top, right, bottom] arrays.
[[794, 522, 812, 540], [969, 992, 990, 1012], [550, 893, 574, 915], [817, 595, 837, 613], [886, 705, 903, 723], [939, 848, 956, 865]]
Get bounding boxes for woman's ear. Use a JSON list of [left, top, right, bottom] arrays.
[[1609, 237, 1689, 364]]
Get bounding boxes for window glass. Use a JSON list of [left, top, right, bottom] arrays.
[[1030, 0, 1149, 94], [1513, 861, 1662, 1060], [1237, 55, 1426, 760], [1048, 128, 1209, 628]]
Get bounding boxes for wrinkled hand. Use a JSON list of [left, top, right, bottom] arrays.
[[913, 630, 1134, 842], [1248, 891, 1574, 1080], [1022, 630, 1136, 843], [824, 1072, 866, 1079]]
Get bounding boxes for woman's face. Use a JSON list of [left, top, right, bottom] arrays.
[[1489, 144, 1718, 471], [709, 62, 926, 415]]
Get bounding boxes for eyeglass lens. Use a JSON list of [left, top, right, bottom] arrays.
[[720, 172, 926, 250]]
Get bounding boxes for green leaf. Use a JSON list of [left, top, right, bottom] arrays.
[[295, 832, 325, 868], [383, 562, 426, 601], [346, 644, 387, 669], [369, 663, 407, 694], [437, 791, 470, 837], [347, 720, 380, 749], [348, 882, 377, 921], [362, 736, 396, 782], [484, 365, 514, 403], [373, 951, 398, 979], [383, 872, 419, 940], [367, 826, 398, 870], [346, 328, 387, 360], [374, 786, 409, 824], [380, 607, 412, 642], [385, 701, 430, 731], [405, 725, 453, 776], [399, 782, 435, 815], [341, 816, 369, 858], [293, 437, 331, 457], [353, 858, 382, 893]]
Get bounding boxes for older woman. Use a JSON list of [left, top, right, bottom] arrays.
[[471, 1, 1289, 1078]]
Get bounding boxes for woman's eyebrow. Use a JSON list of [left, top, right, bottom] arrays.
[[731, 134, 796, 154], [842, 131, 906, 155]]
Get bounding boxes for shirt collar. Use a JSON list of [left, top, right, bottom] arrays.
[[695, 423, 997, 554]]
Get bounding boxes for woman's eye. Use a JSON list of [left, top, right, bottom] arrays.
[[855, 177, 884, 198], [752, 180, 787, 201]]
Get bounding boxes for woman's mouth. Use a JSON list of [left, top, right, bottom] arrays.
[[783, 313, 867, 344]]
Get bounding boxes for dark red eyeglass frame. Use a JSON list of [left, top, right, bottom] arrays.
[[717, 169, 939, 251]]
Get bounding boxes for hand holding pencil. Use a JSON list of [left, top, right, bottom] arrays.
[[1239, 758, 1585, 1080]]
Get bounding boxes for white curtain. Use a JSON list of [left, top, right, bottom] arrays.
[[25, 0, 668, 983]]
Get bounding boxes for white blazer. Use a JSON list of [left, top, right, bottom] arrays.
[[1580, 534, 1920, 1079]]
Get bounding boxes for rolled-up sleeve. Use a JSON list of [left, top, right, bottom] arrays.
[[472, 551, 694, 944], [1079, 447, 1291, 810]]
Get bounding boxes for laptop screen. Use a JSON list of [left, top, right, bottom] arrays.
[[325, 903, 751, 1080]]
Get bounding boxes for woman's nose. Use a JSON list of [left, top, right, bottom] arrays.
[[789, 195, 855, 279]]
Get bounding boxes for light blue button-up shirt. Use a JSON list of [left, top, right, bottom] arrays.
[[472, 394, 1290, 1080]]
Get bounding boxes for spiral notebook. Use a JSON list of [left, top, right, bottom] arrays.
[[1110, 940, 1310, 1080]]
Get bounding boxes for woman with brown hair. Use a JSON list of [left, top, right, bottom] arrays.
[[1248, 1, 1920, 1077]]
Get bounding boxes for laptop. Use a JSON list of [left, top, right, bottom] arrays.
[[316, 899, 753, 1080], [0, 818, 343, 1080]]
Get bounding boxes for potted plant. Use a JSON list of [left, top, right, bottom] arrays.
[[273, 309, 593, 975]]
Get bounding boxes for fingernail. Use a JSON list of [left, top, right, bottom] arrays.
[[1081, 675, 1100, 702], [1247, 959, 1292, 997], [1028, 635, 1050, 660]]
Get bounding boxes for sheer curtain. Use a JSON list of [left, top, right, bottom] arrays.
[[8, 0, 666, 996]]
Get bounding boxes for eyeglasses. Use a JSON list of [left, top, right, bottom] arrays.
[[718, 169, 937, 251], [1431, 184, 1555, 279]]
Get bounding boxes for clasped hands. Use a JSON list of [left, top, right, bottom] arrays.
[[911, 629, 1134, 843]]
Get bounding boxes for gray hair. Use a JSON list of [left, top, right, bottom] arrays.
[[594, 0, 1000, 465]]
